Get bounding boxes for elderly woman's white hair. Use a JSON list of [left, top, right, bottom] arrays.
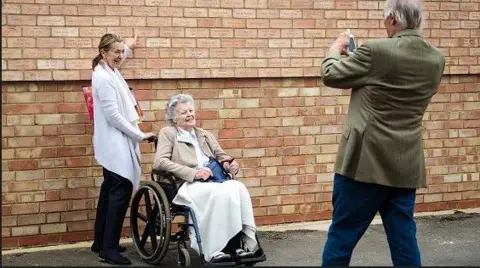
[[383, 0, 422, 30], [165, 94, 195, 126]]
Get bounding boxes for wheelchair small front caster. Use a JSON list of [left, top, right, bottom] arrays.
[[178, 248, 191, 267]]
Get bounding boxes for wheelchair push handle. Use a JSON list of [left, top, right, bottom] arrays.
[[148, 134, 158, 149]]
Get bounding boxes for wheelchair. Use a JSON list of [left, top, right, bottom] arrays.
[[129, 146, 266, 266]]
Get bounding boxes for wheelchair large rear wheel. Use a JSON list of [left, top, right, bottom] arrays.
[[130, 180, 171, 264]]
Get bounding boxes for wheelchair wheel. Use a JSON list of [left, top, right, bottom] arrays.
[[130, 181, 171, 265], [178, 248, 191, 267]]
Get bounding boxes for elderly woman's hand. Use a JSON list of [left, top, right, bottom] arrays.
[[195, 167, 213, 181], [224, 160, 239, 175]]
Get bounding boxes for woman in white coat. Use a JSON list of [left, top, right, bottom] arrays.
[[90, 33, 156, 266]]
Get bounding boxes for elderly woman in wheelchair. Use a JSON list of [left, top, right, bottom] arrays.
[[146, 93, 266, 265]]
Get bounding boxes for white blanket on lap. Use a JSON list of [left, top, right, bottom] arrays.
[[172, 180, 258, 262]]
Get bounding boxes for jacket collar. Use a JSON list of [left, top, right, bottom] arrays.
[[175, 126, 206, 144], [392, 29, 421, 38]]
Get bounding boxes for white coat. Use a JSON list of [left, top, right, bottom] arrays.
[[92, 56, 144, 190]]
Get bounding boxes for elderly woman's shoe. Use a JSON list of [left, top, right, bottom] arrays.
[[236, 248, 266, 264], [210, 252, 233, 263], [235, 248, 255, 259]]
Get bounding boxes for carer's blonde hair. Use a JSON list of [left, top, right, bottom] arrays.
[[92, 33, 123, 69]]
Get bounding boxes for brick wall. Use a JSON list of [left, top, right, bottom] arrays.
[[2, 76, 480, 248], [2, 0, 480, 248], [2, 0, 480, 81]]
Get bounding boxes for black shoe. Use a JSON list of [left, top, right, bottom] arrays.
[[97, 249, 126, 262], [91, 244, 127, 253], [98, 250, 105, 262], [235, 249, 255, 259], [102, 250, 131, 265], [236, 248, 266, 265]]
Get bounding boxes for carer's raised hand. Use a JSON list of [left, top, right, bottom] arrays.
[[124, 33, 138, 49]]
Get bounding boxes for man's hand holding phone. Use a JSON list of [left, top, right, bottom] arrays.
[[329, 29, 357, 56], [346, 29, 357, 55]]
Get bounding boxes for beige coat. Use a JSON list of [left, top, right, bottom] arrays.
[[321, 29, 446, 189], [153, 125, 231, 185]]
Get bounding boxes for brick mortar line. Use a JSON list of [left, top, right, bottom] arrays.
[[2, 207, 479, 255]]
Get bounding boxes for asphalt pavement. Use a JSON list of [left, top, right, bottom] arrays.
[[2, 211, 480, 266]]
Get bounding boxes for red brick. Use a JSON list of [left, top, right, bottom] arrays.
[[65, 157, 92, 167], [39, 201, 67, 213], [60, 231, 89, 243], [50, 5, 78, 15], [197, 18, 222, 28], [2, 26, 22, 37], [56, 146, 86, 157], [59, 211, 88, 222], [17, 234, 61, 247], [8, 60, 36, 71], [67, 199, 95, 211], [11, 203, 39, 215], [8, 159, 38, 170], [7, 15, 36, 26]]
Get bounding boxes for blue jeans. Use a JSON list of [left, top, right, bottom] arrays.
[[322, 174, 421, 266]]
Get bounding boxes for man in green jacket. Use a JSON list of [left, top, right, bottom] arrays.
[[321, 0, 445, 266]]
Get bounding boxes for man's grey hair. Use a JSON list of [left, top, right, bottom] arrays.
[[165, 94, 195, 126], [383, 0, 422, 30]]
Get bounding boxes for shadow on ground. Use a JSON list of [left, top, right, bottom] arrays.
[[2, 211, 480, 266]]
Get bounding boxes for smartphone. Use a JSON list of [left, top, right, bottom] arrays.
[[347, 29, 357, 55]]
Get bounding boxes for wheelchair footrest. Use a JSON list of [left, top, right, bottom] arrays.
[[204, 261, 236, 267], [235, 248, 267, 265], [236, 254, 266, 265]]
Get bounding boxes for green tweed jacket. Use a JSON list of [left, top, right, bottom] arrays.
[[321, 29, 446, 189]]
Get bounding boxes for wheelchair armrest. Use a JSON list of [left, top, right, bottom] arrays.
[[220, 157, 237, 180], [151, 168, 173, 178], [220, 157, 235, 165], [151, 169, 177, 185]]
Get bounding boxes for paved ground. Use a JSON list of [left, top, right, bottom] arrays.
[[2, 211, 480, 267]]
